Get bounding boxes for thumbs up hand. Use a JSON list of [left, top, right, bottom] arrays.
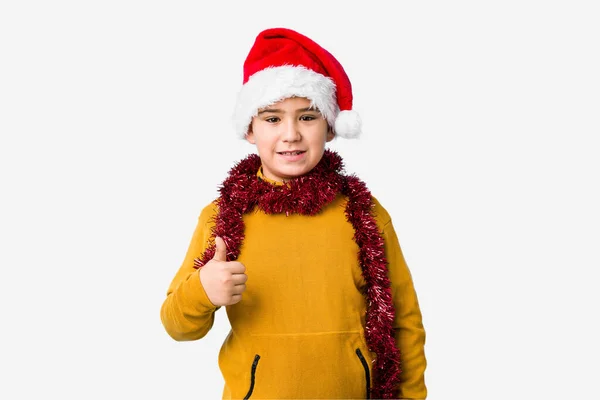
[[199, 236, 247, 306]]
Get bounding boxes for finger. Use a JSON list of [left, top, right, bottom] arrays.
[[226, 262, 246, 274], [229, 294, 242, 305], [212, 236, 227, 262], [231, 284, 246, 295], [231, 274, 248, 285]]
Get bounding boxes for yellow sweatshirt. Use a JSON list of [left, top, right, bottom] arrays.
[[161, 171, 427, 399]]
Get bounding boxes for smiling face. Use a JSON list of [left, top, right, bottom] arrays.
[[245, 97, 335, 182]]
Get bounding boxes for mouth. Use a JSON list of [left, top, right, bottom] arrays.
[[277, 150, 306, 156]]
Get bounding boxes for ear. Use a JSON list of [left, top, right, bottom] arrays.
[[245, 125, 256, 144], [326, 125, 335, 142]]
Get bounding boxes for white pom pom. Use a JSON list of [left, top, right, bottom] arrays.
[[334, 110, 362, 139]]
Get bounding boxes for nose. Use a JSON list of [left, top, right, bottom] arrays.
[[281, 118, 301, 142]]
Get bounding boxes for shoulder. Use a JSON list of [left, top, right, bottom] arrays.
[[198, 200, 219, 225], [370, 195, 392, 229]]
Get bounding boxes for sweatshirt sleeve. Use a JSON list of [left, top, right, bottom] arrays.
[[160, 202, 220, 341], [382, 219, 428, 399]]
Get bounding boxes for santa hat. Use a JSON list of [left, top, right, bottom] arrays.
[[233, 27, 361, 139]]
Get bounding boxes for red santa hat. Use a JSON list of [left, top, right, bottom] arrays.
[[233, 27, 361, 139]]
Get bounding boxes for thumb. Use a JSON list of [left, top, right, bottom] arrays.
[[212, 236, 227, 262]]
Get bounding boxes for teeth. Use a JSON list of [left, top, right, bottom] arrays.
[[281, 151, 302, 155]]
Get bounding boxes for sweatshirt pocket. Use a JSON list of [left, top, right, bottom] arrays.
[[355, 348, 371, 399], [243, 354, 261, 400], [241, 350, 369, 399], [220, 332, 373, 399]]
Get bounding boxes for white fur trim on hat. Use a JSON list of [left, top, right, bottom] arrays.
[[233, 65, 339, 138]]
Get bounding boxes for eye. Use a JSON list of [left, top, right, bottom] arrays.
[[300, 115, 317, 121], [265, 117, 280, 123]]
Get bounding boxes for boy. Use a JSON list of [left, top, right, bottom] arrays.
[[160, 27, 427, 399]]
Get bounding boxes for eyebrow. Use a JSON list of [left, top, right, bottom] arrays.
[[257, 107, 319, 115]]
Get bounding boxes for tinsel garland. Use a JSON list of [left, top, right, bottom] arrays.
[[193, 149, 401, 398]]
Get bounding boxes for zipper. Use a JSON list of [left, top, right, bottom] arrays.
[[243, 354, 261, 400], [355, 348, 371, 399]]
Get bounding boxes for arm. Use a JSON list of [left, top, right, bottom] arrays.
[[382, 219, 428, 399], [160, 202, 220, 341]]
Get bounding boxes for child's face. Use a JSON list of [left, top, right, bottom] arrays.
[[246, 97, 334, 182]]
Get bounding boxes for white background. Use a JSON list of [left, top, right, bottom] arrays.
[[1, 1, 599, 399]]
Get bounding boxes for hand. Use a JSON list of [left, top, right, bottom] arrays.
[[199, 236, 247, 306]]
